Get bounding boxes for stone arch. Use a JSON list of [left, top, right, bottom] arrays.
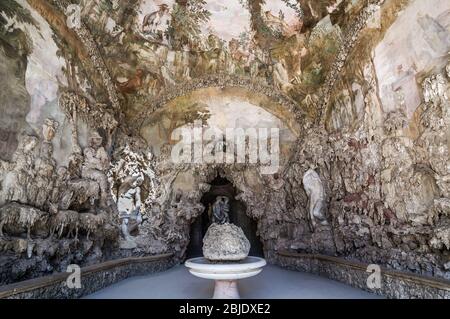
[[163, 163, 291, 260], [130, 74, 311, 134], [137, 85, 301, 162], [124, 80, 309, 260]]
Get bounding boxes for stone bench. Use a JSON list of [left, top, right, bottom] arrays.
[[0, 253, 174, 299], [276, 251, 450, 299]]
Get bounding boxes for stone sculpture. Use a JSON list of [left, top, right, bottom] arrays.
[[212, 196, 230, 224], [202, 223, 250, 261], [118, 175, 144, 249], [81, 131, 110, 207], [118, 175, 143, 216], [202, 195, 250, 261], [1, 135, 38, 205], [78, 210, 109, 241], [302, 168, 328, 229]]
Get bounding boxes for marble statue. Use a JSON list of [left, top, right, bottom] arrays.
[[118, 175, 144, 249], [212, 196, 230, 224], [118, 175, 143, 216], [302, 168, 328, 229]]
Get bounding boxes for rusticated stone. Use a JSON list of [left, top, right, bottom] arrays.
[[202, 223, 250, 261]]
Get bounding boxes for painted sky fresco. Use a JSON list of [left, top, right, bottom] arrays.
[[137, 0, 301, 43]]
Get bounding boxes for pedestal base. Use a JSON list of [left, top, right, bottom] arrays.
[[213, 280, 240, 299], [185, 256, 266, 299]]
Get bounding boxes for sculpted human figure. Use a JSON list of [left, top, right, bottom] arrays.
[[28, 119, 59, 209], [212, 196, 230, 224], [1, 135, 38, 205], [29, 142, 56, 209], [302, 168, 328, 229], [81, 131, 110, 207], [118, 175, 144, 239]]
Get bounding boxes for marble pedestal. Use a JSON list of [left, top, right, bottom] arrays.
[[185, 256, 266, 299]]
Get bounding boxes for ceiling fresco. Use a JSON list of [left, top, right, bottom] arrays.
[[0, 0, 378, 130]]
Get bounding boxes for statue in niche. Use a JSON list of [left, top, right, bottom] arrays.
[[118, 175, 144, 249], [302, 168, 328, 230], [212, 196, 230, 224], [1, 135, 38, 205], [81, 131, 110, 207]]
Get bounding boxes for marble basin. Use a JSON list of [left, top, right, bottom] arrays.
[[185, 256, 266, 299]]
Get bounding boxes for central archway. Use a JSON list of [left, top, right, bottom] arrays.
[[138, 86, 300, 158], [186, 174, 264, 259], [133, 85, 302, 260]]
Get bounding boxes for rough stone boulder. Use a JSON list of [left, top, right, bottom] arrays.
[[202, 223, 250, 261]]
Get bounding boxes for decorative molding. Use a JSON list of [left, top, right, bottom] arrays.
[[132, 74, 309, 132]]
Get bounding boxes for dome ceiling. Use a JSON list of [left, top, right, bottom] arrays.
[[0, 0, 387, 131]]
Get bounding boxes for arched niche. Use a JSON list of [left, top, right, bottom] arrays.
[[139, 86, 300, 159], [133, 86, 301, 259]]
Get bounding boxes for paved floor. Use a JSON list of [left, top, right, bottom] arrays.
[[85, 265, 382, 299]]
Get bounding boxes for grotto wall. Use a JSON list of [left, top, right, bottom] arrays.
[[0, 0, 448, 289], [286, 0, 450, 279], [0, 0, 121, 284]]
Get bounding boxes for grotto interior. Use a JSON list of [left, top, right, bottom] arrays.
[[0, 0, 449, 300], [186, 174, 264, 259]]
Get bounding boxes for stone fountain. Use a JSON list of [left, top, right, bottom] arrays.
[[185, 196, 266, 299]]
